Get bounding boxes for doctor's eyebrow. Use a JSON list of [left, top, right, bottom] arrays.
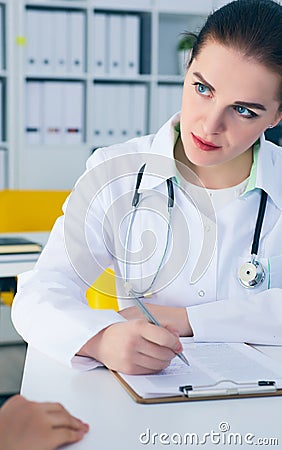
[[192, 71, 267, 112], [193, 72, 215, 93]]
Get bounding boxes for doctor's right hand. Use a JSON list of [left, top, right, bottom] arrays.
[[79, 319, 183, 375]]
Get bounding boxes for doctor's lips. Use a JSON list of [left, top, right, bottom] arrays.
[[191, 133, 221, 151]]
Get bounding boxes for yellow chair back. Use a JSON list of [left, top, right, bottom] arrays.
[[86, 268, 118, 311], [0, 190, 118, 311], [0, 189, 69, 232]]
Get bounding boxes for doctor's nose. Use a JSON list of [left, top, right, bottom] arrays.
[[202, 107, 226, 136]]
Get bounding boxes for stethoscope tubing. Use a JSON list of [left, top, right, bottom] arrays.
[[124, 165, 268, 293]]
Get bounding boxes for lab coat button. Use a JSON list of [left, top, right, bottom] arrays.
[[198, 290, 205, 297]]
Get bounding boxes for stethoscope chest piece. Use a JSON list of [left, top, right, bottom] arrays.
[[238, 260, 265, 289]]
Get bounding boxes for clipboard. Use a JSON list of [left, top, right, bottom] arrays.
[[111, 342, 282, 404], [112, 371, 282, 404]]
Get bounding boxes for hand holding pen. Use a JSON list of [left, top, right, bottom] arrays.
[[128, 290, 190, 366]]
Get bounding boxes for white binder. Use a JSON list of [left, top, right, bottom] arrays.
[[132, 84, 147, 138], [118, 84, 131, 142], [170, 85, 182, 117], [25, 81, 43, 145], [63, 82, 83, 145], [157, 84, 170, 129], [104, 84, 119, 145], [157, 85, 182, 129], [0, 5, 3, 70], [108, 15, 123, 76], [93, 13, 107, 76], [53, 10, 68, 74], [26, 9, 40, 72], [0, 79, 3, 141], [38, 10, 54, 73], [0, 148, 6, 189], [42, 82, 63, 145], [68, 11, 85, 74], [123, 15, 140, 76], [92, 83, 106, 146]]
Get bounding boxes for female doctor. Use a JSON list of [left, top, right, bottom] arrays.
[[12, 0, 282, 375]]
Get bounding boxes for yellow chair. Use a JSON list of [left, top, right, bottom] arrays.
[[0, 189, 69, 232], [0, 189, 69, 306], [86, 268, 118, 311], [0, 189, 118, 310]]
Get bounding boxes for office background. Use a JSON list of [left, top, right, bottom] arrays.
[[0, 0, 281, 402], [0, 0, 281, 191]]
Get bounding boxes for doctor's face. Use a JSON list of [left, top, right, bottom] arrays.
[[180, 41, 282, 182]]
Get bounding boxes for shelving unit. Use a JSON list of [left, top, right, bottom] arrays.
[[1, 0, 214, 190], [1, 0, 281, 190], [0, 1, 7, 189]]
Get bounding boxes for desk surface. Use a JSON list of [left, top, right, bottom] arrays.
[[21, 346, 282, 450]]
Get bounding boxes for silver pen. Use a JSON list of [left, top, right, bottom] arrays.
[[129, 291, 190, 366]]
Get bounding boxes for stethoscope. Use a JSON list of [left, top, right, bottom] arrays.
[[124, 165, 268, 294]]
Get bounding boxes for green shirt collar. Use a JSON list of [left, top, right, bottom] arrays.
[[244, 140, 260, 194]]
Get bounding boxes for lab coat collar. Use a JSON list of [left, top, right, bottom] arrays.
[[138, 113, 180, 191], [255, 133, 282, 210]]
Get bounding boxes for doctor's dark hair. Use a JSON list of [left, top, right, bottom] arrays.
[[187, 0, 282, 109]]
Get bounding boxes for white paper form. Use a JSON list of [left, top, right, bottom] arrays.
[[119, 340, 282, 398]]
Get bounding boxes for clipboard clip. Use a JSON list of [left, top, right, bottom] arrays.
[[179, 380, 277, 398]]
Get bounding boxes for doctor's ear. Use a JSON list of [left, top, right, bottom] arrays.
[[268, 111, 282, 130]]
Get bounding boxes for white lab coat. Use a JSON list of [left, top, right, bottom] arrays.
[[12, 113, 282, 369]]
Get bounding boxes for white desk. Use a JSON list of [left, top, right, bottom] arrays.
[[21, 346, 282, 450]]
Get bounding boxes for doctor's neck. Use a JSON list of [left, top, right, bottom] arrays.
[[174, 138, 253, 190]]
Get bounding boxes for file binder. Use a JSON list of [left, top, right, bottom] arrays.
[[112, 341, 282, 404], [38, 10, 54, 73], [0, 79, 3, 141], [42, 82, 63, 145], [93, 13, 107, 76], [118, 84, 131, 142], [0, 148, 6, 189], [53, 10, 68, 73], [92, 83, 106, 145], [26, 9, 40, 72], [0, 4, 3, 70], [25, 81, 43, 144], [124, 15, 140, 76], [63, 82, 83, 145], [68, 11, 85, 74], [108, 15, 123, 76], [132, 84, 147, 138]]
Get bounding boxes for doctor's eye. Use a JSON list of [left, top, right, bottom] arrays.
[[192, 82, 212, 97], [234, 105, 258, 119]]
